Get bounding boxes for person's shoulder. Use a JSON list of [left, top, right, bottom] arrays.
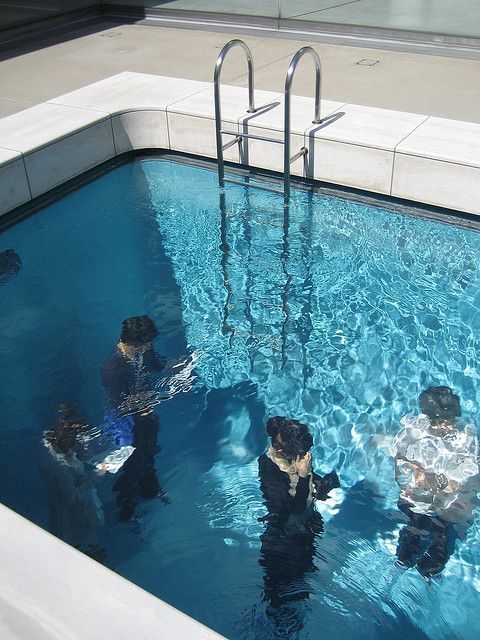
[[258, 452, 275, 471], [258, 452, 269, 466], [101, 348, 124, 373], [398, 412, 430, 438], [460, 420, 479, 448]]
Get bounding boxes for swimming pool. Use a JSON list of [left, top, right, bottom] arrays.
[[1, 156, 479, 640]]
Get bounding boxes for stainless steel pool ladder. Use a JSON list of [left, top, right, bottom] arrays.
[[214, 39, 322, 205]]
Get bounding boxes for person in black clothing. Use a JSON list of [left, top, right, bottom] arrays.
[[101, 315, 166, 521], [258, 416, 339, 636]]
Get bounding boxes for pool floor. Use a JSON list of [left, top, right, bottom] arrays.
[[0, 156, 479, 640]]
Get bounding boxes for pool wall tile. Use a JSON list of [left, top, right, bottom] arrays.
[[237, 123, 305, 176], [394, 116, 480, 167], [167, 113, 240, 161], [237, 96, 345, 133], [0, 152, 31, 215], [24, 120, 115, 198], [302, 104, 429, 194], [112, 110, 169, 154], [305, 135, 394, 194], [0, 72, 480, 216], [167, 85, 280, 121], [392, 154, 480, 215], [236, 97, 343, 178], [309, 104, 428, 152], [167, 86, 283, 162]]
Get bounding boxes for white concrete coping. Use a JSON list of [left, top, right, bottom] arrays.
[[0, 71, 479, 636], [49, 71, 211, 114], [0, 504, 226, 640], [395, 116, 480, 167], [0, 71, 479, 215]]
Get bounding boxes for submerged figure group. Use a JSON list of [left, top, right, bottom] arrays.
[[41, 314, 173, 552], [41, 311, 478, 602], [255, 383, 479, 626]]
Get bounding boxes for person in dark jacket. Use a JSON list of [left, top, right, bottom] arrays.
[[101, 315, 166, 521], [258, 416, 339, 634]]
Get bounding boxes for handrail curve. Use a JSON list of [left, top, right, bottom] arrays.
[[284, 46, 322, 203], [214, 39, 256, 188]]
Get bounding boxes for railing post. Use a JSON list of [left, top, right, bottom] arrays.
[[284, 46, 322, 205], [214, 39, 256, 189]]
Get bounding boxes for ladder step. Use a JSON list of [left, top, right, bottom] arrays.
[[289, 147, 308, 164], [224, 177, 283, 195], [221, 130, 284, 145], [222, 135, 242, 151]]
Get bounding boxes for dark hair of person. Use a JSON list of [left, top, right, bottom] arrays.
[[44, 424, 87, 459], [0, 249, 21, 286], [120, 315, 159, 347], [44, 404, 87, 460], [266, 416, 314, 462], [418, 386, 461, 422]]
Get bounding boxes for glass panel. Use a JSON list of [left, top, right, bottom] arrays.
[[279, 0, 480, 39], [0, 1, 97, 32], [106, 0, 279, 18]]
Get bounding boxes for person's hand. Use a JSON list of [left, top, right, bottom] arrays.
[[296, 451, 311, 478]]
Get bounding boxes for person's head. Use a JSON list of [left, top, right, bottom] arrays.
[[266, 416, 313, 463], [120, 315, 159, 348], [418, 386, 461, 424], [44, 404, 86, 459]]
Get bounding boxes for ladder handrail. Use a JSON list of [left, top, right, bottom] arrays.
[[284, 46, 322, 204], [214, 39, 256, 188]]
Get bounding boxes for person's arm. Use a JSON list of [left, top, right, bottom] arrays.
[[143, 347, 167, 373], [258, 455, 310, 515]]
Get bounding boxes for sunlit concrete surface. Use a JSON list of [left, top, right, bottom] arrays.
[[0, 504, 226, 640], [0, 21, 479, 123]]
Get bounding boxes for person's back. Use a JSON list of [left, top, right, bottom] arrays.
[[393, 389, 479, 516], [40, 405, 104, 549], [101, 315, 165, 521], [392, 386, 479, 579]]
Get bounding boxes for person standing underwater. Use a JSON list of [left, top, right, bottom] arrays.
[[258, 416, 340, 633], [392, 386, 480, 580], [101, 315, 167, 521]]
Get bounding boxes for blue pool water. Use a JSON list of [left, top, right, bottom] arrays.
[[1, 157, 479, 639]]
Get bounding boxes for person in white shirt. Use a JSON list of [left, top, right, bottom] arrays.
[[391, 386, 479, 579]]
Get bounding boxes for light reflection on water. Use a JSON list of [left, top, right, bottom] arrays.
[[142, 159, 480, 640], [1, 157, 479, 640]]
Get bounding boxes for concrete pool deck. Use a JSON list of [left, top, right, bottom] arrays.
[[0, 19, 480, 123], [0, 67, 479, 216]]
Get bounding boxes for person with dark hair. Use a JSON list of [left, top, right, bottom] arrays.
[[0, 249, 21, 285], [40, 404, 105, 558], [258, 416, 339, 633], [392, 386, 479, 579], [101, 315, 166, 521]]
